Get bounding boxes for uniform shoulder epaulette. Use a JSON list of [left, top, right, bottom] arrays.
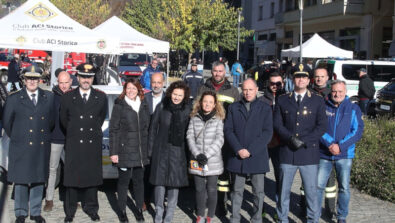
[[8, 89, 21, 96], [93, 88, 105, 94]]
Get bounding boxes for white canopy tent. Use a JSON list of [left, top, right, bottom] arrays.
[[0, 0, 119, 53], [281, 33, 353, 59], [93, 16, 170, 54]]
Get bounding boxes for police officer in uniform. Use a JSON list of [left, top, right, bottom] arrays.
[[60, 63, 108, 223], [274, 63, 327, 223], [3, 65, 55, 223]]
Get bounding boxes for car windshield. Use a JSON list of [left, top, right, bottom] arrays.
[[384, 81, 395, 91], [0, 53, 12, 61], [119, 53, 149, 66]]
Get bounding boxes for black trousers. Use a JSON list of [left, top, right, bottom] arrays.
[[117, 167, 144, 211], [194, 175, 218, 218], [64, 186, 98, 218]]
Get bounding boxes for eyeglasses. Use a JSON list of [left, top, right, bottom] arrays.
[[25, 78, 39, 82], [270, 81, 282, 87]]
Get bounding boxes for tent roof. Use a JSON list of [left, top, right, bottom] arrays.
[[0, 0, 118, 54], [281, 33, 353, 59], [94, 16, 169, 54]]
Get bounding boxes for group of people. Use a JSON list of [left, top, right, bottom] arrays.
[[2, 59, 364, 223]]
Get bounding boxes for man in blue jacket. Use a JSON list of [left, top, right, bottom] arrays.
[[140, 59, 161, 91], [225, 78, 273, 223], [274, 63, 327, 223], [317, 80, 364, 223]]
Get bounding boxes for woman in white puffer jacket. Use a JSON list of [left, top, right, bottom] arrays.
[[187, 90, 225, 223]]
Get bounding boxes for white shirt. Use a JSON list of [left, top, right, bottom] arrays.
[[152, 92, 163, 113], [26, 89, 38, 104], [79, 88, 91, 101], [294, 90, 307, 102]]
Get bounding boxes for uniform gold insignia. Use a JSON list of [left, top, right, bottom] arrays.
[[299, 64, 304, 72], [303, 110, 308, 115]]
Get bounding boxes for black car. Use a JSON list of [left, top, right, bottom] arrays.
[[374, 78, 395, 117]]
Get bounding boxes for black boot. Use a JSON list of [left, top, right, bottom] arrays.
[[135, 209, 145, 222], [119, 211, 129, 223]]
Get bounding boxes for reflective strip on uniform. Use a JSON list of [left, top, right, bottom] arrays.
[[218, 186, 229, 192], [255, 71, 259, 81], [325, 185, 337, 192], [217, 180, 229, 186], [300, 187, 305, 196], [217, 94, 235, 104], [325, 192, 337, 198]]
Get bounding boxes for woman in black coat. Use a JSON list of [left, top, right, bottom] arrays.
[[109, 78, 150, 223], [149, 81, 191, 223]]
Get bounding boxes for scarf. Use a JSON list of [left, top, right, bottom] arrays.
[[212, 79, 225, 91], [124, 96, 141, 113], [198, 110, 216, 122], [168, 100, 185, 146]]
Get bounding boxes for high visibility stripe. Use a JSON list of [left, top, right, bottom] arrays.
[[217, 95, 235, 104], [325, 185, 337, 192], [218, 186, 229, 192], [300, 190, 305, 196], [255, 71, 259, 81], [217, 180, 229, 186], [325, 192, 337, 198]]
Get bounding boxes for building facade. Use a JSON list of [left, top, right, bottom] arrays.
[[243, 0, 394, 63]]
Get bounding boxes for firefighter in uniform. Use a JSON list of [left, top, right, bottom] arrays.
[[197, 61, 240, 217], [60, 63, 108, 223], [273, 64, 327, 223], [3, 65, 55, 223]]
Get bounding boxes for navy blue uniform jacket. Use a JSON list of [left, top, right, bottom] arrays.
[[273, 91, 327, 165], [224, 99, 273, 174]]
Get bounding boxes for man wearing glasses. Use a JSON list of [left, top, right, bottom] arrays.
[[140, 59, 161, 91], [259, 72, 285, 219], [3, 65, 55, 223]]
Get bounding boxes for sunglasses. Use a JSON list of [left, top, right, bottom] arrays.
[[270, 81, 282, 87]]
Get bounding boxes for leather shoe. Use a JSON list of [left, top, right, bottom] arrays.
[[15, 216, 26, 223], [43, 200, 53, 212], [135, 209, 144, 222], [88, 213, 100, 222], [119, 211, 129, 223], [64, 216, 73, 223], [30, 215, 46, 223]]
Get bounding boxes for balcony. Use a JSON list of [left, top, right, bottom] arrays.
[[281, 0, 364, 25]]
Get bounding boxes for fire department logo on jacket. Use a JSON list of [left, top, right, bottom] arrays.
[[25, 3, 58, 22]]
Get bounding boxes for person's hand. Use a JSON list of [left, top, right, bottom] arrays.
[[196, 153, 208, 166], [290, 136, 306, 150], [238, 149, 250, 159], [110, 155, 119, 163], [329, 144, 340, 155]]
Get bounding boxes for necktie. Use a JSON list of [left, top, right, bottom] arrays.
[[83, 93, 87, 104], [31, 94, 37, 106], [297, 94, 302, 106]]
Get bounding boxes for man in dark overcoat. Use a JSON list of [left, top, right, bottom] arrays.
[[273, 63, 327, 223], [60, 63, 107, 223], [224, 78, 273, 223], [3, 65, 54, 223]]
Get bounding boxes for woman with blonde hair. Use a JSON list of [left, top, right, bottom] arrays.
[[187, 91, 225, 223]]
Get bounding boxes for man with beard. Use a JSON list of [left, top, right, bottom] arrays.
[[310, 67, 331, 99], [198, 61, 240, 217], [145, 72, 165, 115], [259, 72, 285, 220], [3, 65, 54, 223], [43, 71, 72, 212], [60, 63, 107, 223]]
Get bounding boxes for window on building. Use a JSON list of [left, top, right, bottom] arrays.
[[279, 0, 283, 12], [258, 34, 268, 41], [270, 2, 275, 18], [258, 6, 263, 21], [318, 31, 335, 44], [382, 27, 392, 57], [285, 0, 293, 11], [269, 33, 277, 41], [339, 28, 360, 37], [285, 31, 293, 38]]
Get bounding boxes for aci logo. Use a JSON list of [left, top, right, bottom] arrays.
[[16, 36, 26, 46], [97, 40, 107, 50], [25, 2, 57, 22]]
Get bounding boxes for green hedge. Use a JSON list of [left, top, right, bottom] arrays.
[[351, 117, 395, 202]]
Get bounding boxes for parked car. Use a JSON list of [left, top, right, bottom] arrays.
[[374, 78, 395, 117], [118, 53, 151, 80], [316, 59, 395, 101]]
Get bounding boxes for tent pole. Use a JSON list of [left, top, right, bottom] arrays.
[[166, 52, 169, 87]]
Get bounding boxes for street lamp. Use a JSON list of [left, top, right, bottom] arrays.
[[299, 0, 303, 63], [237, 8, 242, 61]]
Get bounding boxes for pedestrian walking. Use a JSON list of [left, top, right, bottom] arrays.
[[149, 81, 191, 223], [141, 59, 161, 91], [187, 91, 225, 223], [43, 71, 72, 212], [182, 63, 204, 100], [317, 80, 364, 223], [3, 65, 55, 223], [273, 63, 327, 223], [60, 63, 108, 223], [7, 54, 21, 92], [109, 78, 151, 223], [357, 68, 375, 115], [231, 60, 243, 88], [225, 78, 273, 223]]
